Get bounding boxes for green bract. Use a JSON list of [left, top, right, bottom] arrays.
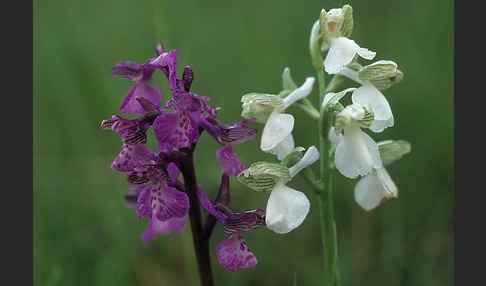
[[237, 162, 291, 192], [241, 93, 284, 123], [359, 60, 404, 90], [377, 140, 411, 166]]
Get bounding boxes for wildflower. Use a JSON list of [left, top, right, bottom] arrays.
[[332, 103, 382, 179], [338, 60, 403, 132], [237, 146, 319, 234], [329, 129, 404, 211], [110, 48, 175, 115], [101, 98, 161, 145], [319, 5, 376, 74], [241, 70, 315, 160], [110, 143, 190, 242], [197, 176, 265, 272]]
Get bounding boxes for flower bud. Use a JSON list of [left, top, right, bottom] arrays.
[[377, 140, 411, 166], [237, 162, 291, 192], [282, 67, 298, 91], [241, 93, 284, 123], [358, 60, 404, 90], [319, 5, 354, 43]]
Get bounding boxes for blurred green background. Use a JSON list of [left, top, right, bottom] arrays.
[[34, 0, 453, 285]]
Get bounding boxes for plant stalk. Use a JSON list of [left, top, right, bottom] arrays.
[[180, 149, 214, 286], [316, 68, 340, 286]]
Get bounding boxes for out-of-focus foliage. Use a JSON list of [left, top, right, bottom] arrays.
[[34, 0, 453, 285]]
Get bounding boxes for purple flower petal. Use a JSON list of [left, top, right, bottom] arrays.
[[110, 61, 143, 81], [111, 144, 156, 172], [101, 114, 154, 145], [119, 82, 161, 115], [223, 209, 265, 236], [216, 145, 244, 176], [138, 184, 189, 242], [155, 43, 166, 56], [167, 50, 179, 96], [219, 119, 258, 144], [142, 216, 187, 243], [167, 162, 180, 183], [153, 111, 199, 151], [182, 66, 194, 91], [216, 234, 258, 272], [197, 186, 227, 222], [124, 185, 147, 208]]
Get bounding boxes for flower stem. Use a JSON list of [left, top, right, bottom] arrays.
[[316, 68, 340, 286], [180, 148, 214, 286]]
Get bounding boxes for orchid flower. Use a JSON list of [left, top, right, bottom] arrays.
[[328, 102, 382, 179], [241, 69, 315, 160], [329, 129, 407, 211], [238, 146, 319, 234], [110, 143, 190, 242], [338, 60, 403, 132], [197, 175, 265, 272], [319, 5, 376, 74]]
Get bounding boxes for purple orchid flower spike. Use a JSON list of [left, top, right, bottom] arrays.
[[197, 175, 265, 272]]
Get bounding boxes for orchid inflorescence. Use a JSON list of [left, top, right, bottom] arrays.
[[102, 43, 267, 272], [101, 3, 412, 284]]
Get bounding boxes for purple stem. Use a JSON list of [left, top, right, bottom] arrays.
[[179, 147, 214, 286]]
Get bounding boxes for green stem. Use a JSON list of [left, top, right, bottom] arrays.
[[294, 98, 320, 121], [316, 68, 340, 286]]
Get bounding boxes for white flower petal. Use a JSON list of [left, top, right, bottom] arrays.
[[328, 127, 342, 147], [335, 125, 382, 178], [289, 146, 320, 177], [322, 88, 356, 110], [357, 48, 376, 60], [338, 67, 362, 84], [261, 112, 295, 152], [354, 168, 398, 211], [283, 77, 315, 109], [369, 116, 394, 133], [266, 184, 310, 234], [324, 37, 360, 74], [267, 134, 295, 161], [352, 84, 393, 132]]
